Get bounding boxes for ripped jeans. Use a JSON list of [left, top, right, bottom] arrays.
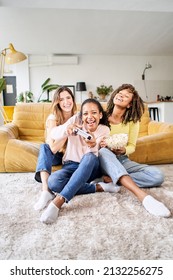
[[99, 148, 164, 188]]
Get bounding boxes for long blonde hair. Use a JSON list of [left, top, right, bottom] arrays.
[[50, 86, 77, 153], [51, 86, 77, 125]]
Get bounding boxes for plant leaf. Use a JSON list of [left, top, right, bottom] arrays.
[[0, 78, 6, 92], [42, 84, 59, 92], [41, 78, 51, 89]]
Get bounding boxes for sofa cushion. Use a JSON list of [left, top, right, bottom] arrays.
[[130, 132, 173, 164], [13, 103, 52, 142], [148, 121, 173, 135], [138, 104, 150, 137]]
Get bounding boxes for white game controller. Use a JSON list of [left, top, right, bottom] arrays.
[[73, 128, 92, 140]]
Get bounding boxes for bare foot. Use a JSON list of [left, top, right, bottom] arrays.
[[103, 175, 112, 183]]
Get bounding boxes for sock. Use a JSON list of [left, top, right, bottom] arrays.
[[40, 202, 59, 224], [142, 195, 171, 218], [34, 191, 55, 211], [90, 177, 103, 184], [98, 182, 120, 193]]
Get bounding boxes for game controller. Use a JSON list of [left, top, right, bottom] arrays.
[[73, 128, 92, 140]]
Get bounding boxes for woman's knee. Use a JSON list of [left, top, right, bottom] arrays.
[[99, 147, 107, 156], [40, 143, 48, 151], [153, 168, 164, 185], [83, 152, 96, 160], [81, 152, 98, 164], [144, 166, 165, 186], [48, 173, 57, 191], [81, 153, 99, 171]]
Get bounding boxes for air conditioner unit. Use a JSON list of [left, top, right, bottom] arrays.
[[29, 54, 78, 67], [52, 55, 78, 65]]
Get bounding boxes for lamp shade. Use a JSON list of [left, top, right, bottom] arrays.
[[76, 82, 86, 92], [5, 43, 27, 65]]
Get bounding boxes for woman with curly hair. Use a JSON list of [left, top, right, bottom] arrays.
[[40, 98, 113, 224], [97, 84, 170, 218]]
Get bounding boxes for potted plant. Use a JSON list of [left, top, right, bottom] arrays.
[[96, 84, 113, 101], [16, 91, 34, 103], [37, 78, 59, 102], [0, 77, 6, 93]]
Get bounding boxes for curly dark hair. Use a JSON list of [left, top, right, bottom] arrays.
[[79, 98, 110, 128], [106, 84, 145, 124]]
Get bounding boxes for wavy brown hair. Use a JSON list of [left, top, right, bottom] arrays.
[[106, 84, 144, 124], [51, 86, 77, 125]]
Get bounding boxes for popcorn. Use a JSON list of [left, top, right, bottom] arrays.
[[105, 133, 128, 149]]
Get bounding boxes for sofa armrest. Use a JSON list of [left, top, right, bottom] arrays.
[[0, 123, 19, 138], [129, 132, 173, 164], [0, 123, 19, 172]]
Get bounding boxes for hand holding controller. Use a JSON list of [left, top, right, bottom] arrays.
[[73, 128, 93, 140]]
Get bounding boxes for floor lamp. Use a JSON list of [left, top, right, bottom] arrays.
[[76, 82, 87, 103], [142, 62, 152, 100], [0, 43, 27, 123], [142, 62, 152, 80]]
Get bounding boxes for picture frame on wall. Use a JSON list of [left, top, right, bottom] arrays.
[[62, 85, 75, 97], [48, 85, 76, 101]]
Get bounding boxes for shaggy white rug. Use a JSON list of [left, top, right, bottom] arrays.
[[0, 164, 173, 260]]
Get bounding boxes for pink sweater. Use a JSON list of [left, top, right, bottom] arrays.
[[51, 114, 110, 163]]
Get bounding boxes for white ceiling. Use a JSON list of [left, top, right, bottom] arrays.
[[1, 0, 173, 56]]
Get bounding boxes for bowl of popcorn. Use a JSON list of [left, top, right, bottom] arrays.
[[105, 133, 128, 149]]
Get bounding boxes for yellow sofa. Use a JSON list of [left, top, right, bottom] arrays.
[[0, 102, 173, 172]]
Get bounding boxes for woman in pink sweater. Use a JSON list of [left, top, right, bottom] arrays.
[[40, 98, 118, 224]]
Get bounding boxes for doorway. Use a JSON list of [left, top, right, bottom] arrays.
[[3, 76, 17, 105]]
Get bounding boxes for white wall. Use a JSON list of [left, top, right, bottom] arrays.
[[28, 55, 173, 103], [3, 54, 173, 104], [1, 54, 173, 125]]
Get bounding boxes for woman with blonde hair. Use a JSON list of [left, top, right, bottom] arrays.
[[34, 86, 77, 211]]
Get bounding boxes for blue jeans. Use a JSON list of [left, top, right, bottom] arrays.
[[99, 148, 164, 188], [48, 153, 101, 202], [35, 143, 63, 183]]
